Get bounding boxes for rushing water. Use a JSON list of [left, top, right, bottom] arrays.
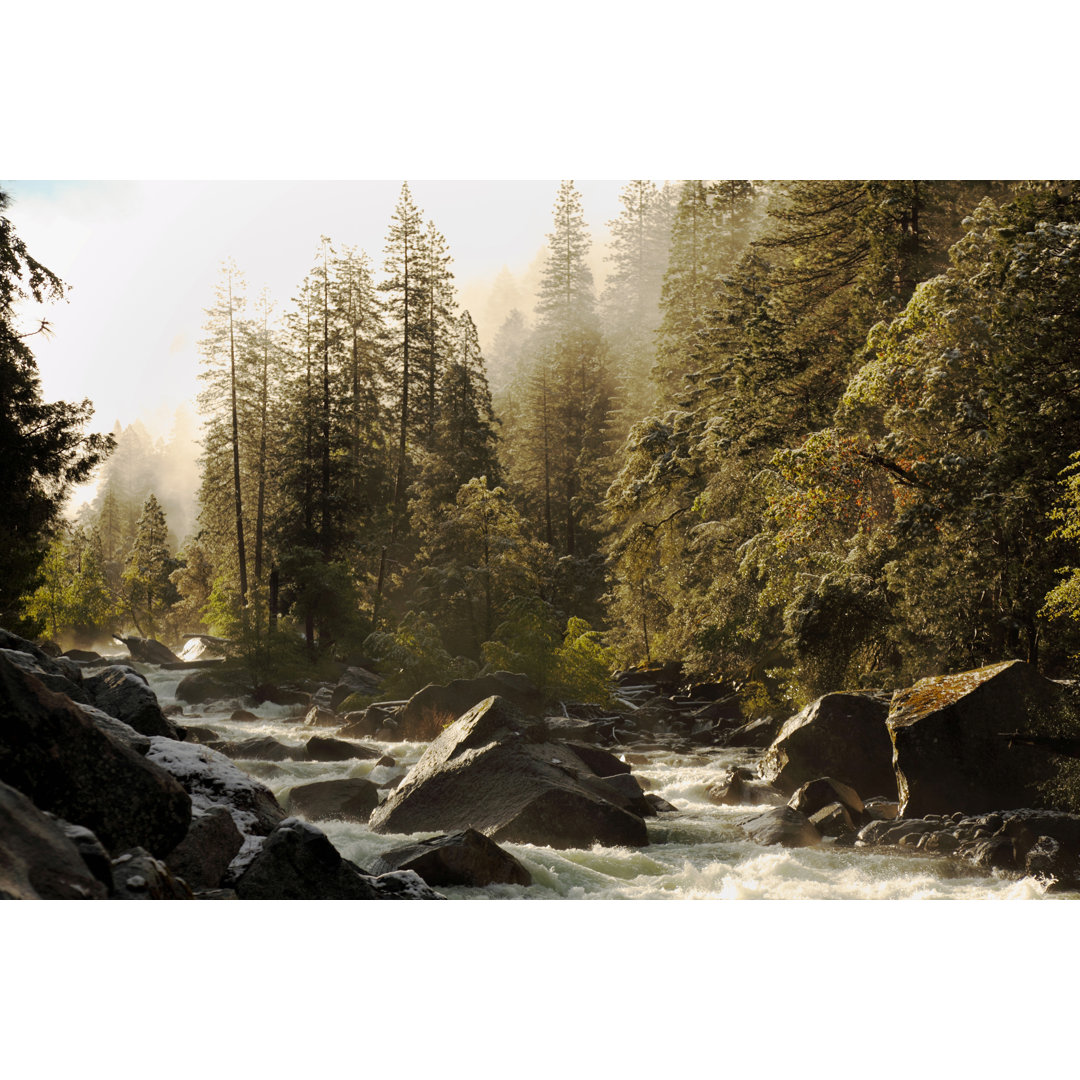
[[136, 661, 1075, 901]]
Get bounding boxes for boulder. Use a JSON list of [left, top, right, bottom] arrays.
[[369, 695, 649, 849], [113, 636, 181, 665], [175, 667, 251, 705], [288, 778, 381, 823], [645, 793, 679, 813], [230, 709, 258, 722], [232, 818, 385, 900], [305, 735, 379, 762], [788, 777, 865, 822], [182, 726, 221, 745], [83, 665, 179, 739], [303, 705, 341, 728], [217, 736, 296, 761], [1, 646, 88, 703], [808, 802, 857, 838], [759, 691, 895, 797], [393, 671, 546, 741], [0, 780, 108, 899], [887, 661, 1080, 817], [329, 666, 382, 710], [723, 715, 785, 749], [47, 815, 115, 891], [144, 737, 286, 843], [110, 847, 193, 899], [559, 741, 631, 777], [0, 653, 192, 856], [63, 649, 102, 663], [164, 806, 245, 891], [742, 805, 822, 848], [370, 828, 532, 887], [708, 767, 786, 807]]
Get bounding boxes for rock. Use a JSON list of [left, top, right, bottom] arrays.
[[371, 828, 532, 887], [182, 726, 221, 745], [863, 797, 900, 821], [230, 709, 258, 722], [393, 671, 546, 741], [645, 793, 679, 813], [252, 684, 310, 707], [789, 777, 865, 822], [113, 635, 182, 665], [305, 735, 379, 762], [594, 771, 655, 817], [303, 705, 341, 728], [63, 649, 102, 663], [83, 665, 179, 739], [232, 818, 383, 900], [0, 780, 108, 899], [887, 660, 1080, 817], [0, 653, 192, 856], [542, 715, 621, 745], [217, 736, 296, 761], [559, 741, 631, 777], [337, 705, 396, 739], [723, 715, 785, 748], [369, 695, 649, 849], [110, 847, 193, 899], [809, 802, 857, 838], [708, 767, 786, 807], [1, 646, 88, 702], [144, 737, 285, 845], [759, 691, 895, 797], [76, 703, 153, 754], [164, 806, 245, 891], [47, 815, 115, 891], [179, 636, 229, 662], [330, 666, 382, 710], [288, 778, 382, 823], [175, 667, 250, 705], [742, 805, 822, 848]]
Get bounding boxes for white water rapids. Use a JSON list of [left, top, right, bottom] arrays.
[[139, 662, 1077, 900]]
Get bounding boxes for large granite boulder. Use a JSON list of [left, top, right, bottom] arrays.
[[113, 635, 181, 665], [0, 653, 191, 855], [305, 735, 379, 762], [369, 696, 649, 848], [330, 666, 382, 710], [0, 645, 88, 703], [164, 806, 245, 891], [288, 778, 381, 823], [175, 667, 251, 705], [758, 691, 895, 798], [393, 671, 546, 741], [371, 828, 532, 887], [0, 780, 108, 899], [144, 737, 286, 854], [887, 661, 1080, 818], [742, 805, 822, 848], [83, 665, 179, 739], [233, 818, 443, 900]]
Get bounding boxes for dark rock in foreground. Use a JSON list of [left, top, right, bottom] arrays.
[[369, 695, 649, 849], [84, 665, 179, 739], [888, 660, 1080, 817], [111, 847, 193, 899], [164, 806, 245, 891], [371, 828, 533, 888], [0, 780, 108, 899], [0, 653, 192, 856], [234, 818, 443, 900], [288, 777, 381, 823], [759, 691, 895, 798]]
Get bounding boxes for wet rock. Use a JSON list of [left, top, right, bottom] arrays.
[[84, 665, 179, 739], [337, 704, 398, 739], [330, 666, 382, 710], [888, 660, 1080, 817], [232, 818, 384, 900], [1, 646, 88, 702], [759, 691, 895, 798], [723, 715, 785, 749], [217, 736, 296, 761], [857, 818, 936, 847], [288, 778, 381, 823], [789, 777, 865, 822], [742, 806, 822, 848], [176, 667, 250, 705], [708, 767, 786, 807], [110, 847, 193, 899], [230, 709, 258, 722], [0, 653, 191, 856], [46, 815, 115, 892], [303, 704, 341, 728], [559, 741, 630, 777], [145, 737, 286, 841], [164, 806, 245, 891], [63, 649, 102, 663], [922, 831, 961, 854], [0, 781, 108, 899], [182, 725, 221, 745], [809, 802, 857, 838], [863, 797, 900, 821], [305, 735, 379, 762], [371, 827, 532, 888], [646, 793, 679, 813], [113, 636, 181, 665], [370, 696, 649, 849], [393, 671, 546, 742]]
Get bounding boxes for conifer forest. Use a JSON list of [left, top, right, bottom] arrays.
[[6, 180, 1080, 715]]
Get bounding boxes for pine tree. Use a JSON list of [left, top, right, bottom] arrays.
[[122, 494, 177, 638]]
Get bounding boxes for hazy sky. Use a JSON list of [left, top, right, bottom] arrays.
[[5, 179, 626, 432]]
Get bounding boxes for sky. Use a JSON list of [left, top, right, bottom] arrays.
[[5, 179, 626, 432]]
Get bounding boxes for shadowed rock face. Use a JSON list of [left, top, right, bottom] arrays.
[[0, 654, 192, 856], [371, 828, 532, 888], [888, 661, 1080, 818], [759, 691, 895, 799], [287, 777, 381, 823], [0, 780, 108, 899], [392, 672, 546, 741], [369, 696, 649, 849]]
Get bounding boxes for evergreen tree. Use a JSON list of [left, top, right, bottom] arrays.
[[122, 494, 178, 638], [0, 188, 113, 632]]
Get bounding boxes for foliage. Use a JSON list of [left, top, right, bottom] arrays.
[[364, 611, 479, 699]]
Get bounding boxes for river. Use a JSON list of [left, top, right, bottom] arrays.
[[139, 662, 1074, 900]]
